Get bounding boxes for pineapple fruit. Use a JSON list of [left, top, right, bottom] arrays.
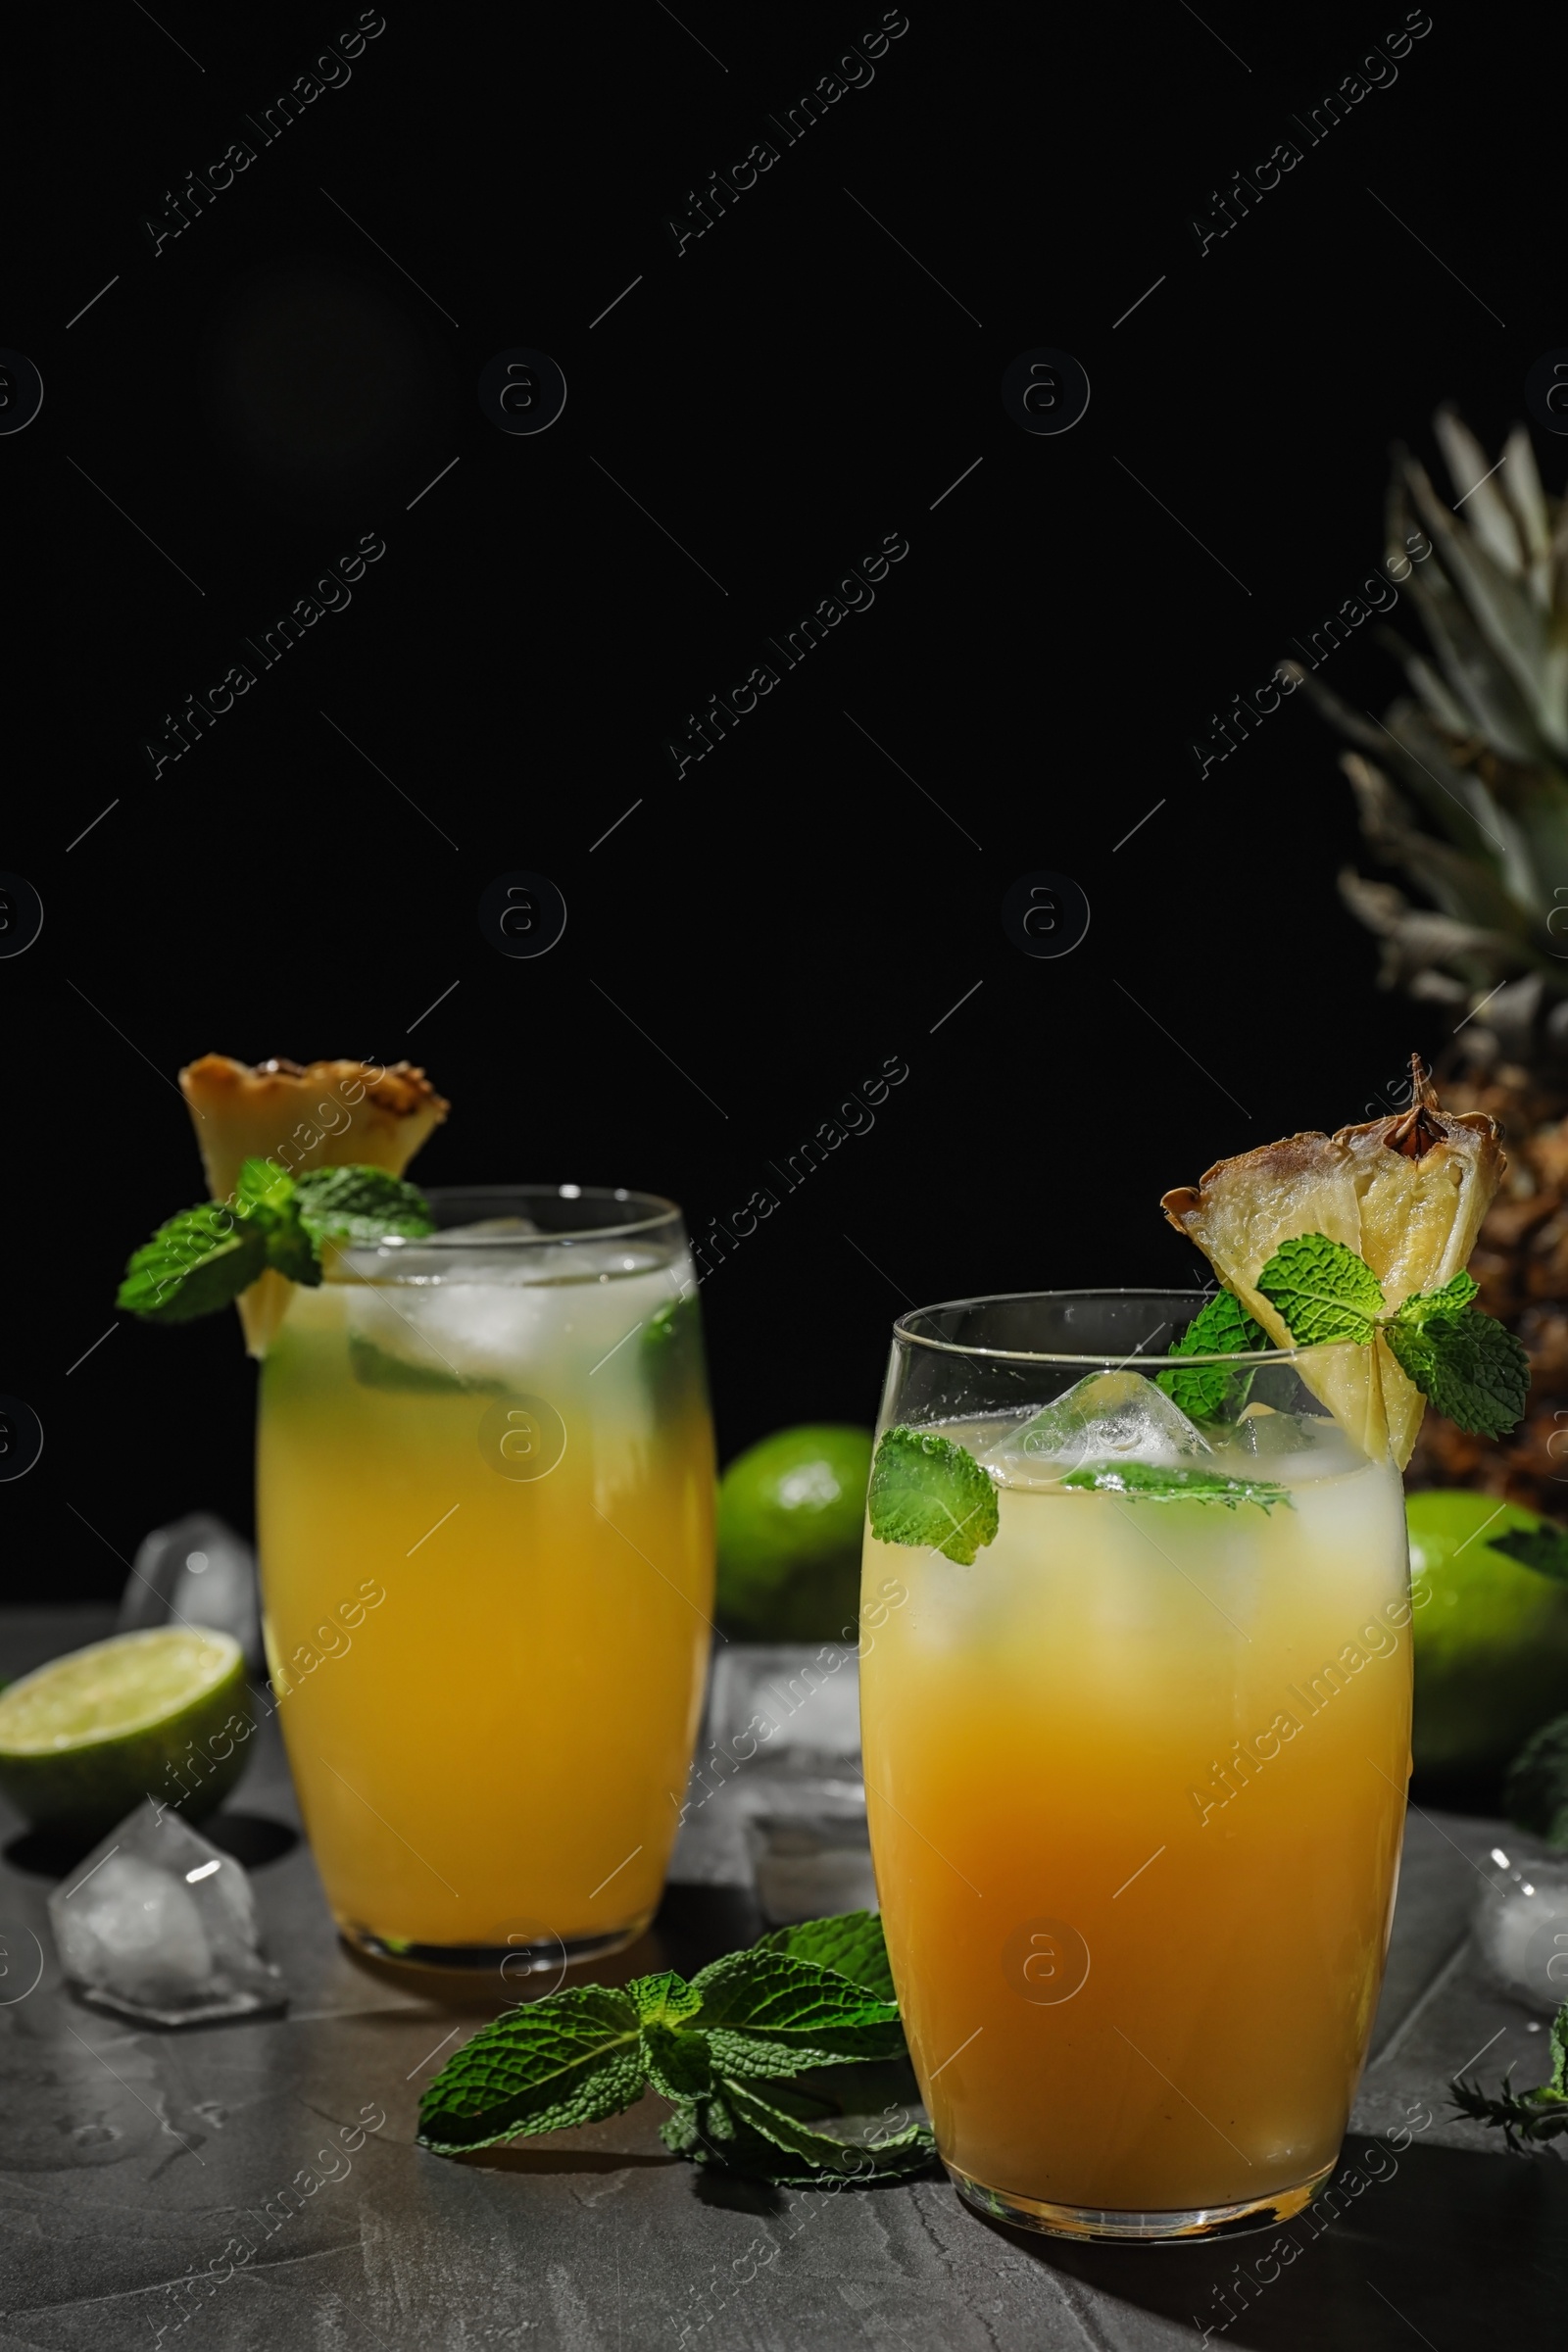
[[1297, 410, 1568, 1502], [179, 1055, 448, 1354], [1161, 1056, 1504, 1468]]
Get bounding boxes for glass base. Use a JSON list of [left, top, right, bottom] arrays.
[[948, 2157, 1336, 2242], [341, 1917, 652, 1975]]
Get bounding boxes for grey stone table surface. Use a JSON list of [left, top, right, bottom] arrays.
[[0, 1609, 1562, 2351]]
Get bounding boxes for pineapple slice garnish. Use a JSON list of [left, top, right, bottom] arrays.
[[1161, 1056, 1503, 1468], [179, 1055, 449, 1355]]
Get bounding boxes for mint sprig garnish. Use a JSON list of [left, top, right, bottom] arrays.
[[117, 1160, 434, 1324], [1254, 1236, 1529, 1441], [1155, 1291, 1270, 1419], [866, 1427, 999, 1564], [117, 1205, 270, 1323], [292, 1163, 436, 1249], [1060, 1461, 1290, 1511], [416, 1910, 936, 2186], [1450, 2002, 1568, 2150], [1382, 1273, 1527, 1442], [1257, 1233, 1387, 1347]]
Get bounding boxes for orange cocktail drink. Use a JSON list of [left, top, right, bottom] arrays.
[[258, 1187, 714, 1971], [860, 1292, 1410, 2239]]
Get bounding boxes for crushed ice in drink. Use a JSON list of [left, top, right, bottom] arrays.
[[48, 1799, 286, 2027], [992, 1371, 1212, 1483]]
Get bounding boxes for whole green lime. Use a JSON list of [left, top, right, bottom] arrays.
[[716, 1425, 874, 1641], [1407, 1490, 1568, 1788]]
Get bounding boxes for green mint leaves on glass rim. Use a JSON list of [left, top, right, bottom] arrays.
[[1155, 1290, 1270, 1420], [117, 1159, 434, 1324], [416, 1910, 936, 2187], [1255, 1236, 1528, 1441], [865, 1426, 1000, 1563]]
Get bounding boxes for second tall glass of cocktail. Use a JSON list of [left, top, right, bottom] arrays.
[[258, 1186, 714, 1971], [860, 1290, 1410, 2239]]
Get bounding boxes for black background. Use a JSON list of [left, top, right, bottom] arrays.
[[10, 0, 1561, 1598]]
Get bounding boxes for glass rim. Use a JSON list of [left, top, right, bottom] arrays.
[[375, 1183, 684, 1250], [893, 1287, 1311, 1370]]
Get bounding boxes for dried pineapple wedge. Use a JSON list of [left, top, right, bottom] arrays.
[[179, 1054, 449, 1356], [1161, 1056, 1503, 1468]]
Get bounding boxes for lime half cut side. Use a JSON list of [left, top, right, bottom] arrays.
[[0, 1627, 252, 1840]]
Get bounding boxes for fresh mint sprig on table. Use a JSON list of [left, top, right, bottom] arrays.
[[1254, 1235, 1529, 1439], [117, 1159, 434, 1322], [1450, 2002, 1568, 2151], [416, 1910, 937, 2186]]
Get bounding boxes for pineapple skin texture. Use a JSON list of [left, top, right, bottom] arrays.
[[1163, 1098, 1504, 1470], [178, 1055, 449, 1356]]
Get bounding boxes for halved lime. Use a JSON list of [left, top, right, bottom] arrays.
[[0, 1628, 252, 1840]]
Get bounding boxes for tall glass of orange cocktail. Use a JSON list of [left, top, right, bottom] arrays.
[[859, 1291, 1410, 2241], [257, 1187, 714, 1972]]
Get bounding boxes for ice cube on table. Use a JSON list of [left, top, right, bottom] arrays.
[[48, 1800, 286, 2028], [1472, 1852, 1568, 2014], [746, 1813, 878, 1927], [991, 1370, 1212, 1484], [117, 1510, 262, 1671]]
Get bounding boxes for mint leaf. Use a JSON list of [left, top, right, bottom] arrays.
[[867, 1426, 999, 1564], [416, 1986, 645, 2153], [690, 1948, 905, 2079], [1504, 1711, 1568, 1849], [1257, 1233, 1385, 1347], [1060, 1461, 1291, 1511], [628, 1970, 704, 2029], [1384, 1298, 1529, 1440], [235, 1156, 295, 1215], [627, 1975, 712, 2102], [346, 1336, 505, 1395], [1155, 1291, 1271, 1420], [757, 1911, 895, 2003], [642, 1294, 699, 1357], [117, 1206, 270, 1324], [293, 1166, 435, 1249], [263, 1210, 322, 1287], [640, 2023, 713, 2103], [662, 2079, 937, 2186], [1409, 1270, 1480, 1315], [1450, 2004, 1568, 2149], [1487, 1526, 1568, 1583]]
